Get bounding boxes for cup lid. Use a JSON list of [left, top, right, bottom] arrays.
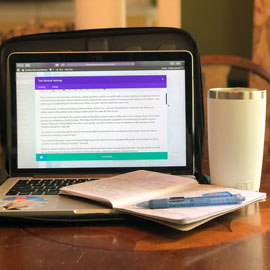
[[208, 88, 266, 100]]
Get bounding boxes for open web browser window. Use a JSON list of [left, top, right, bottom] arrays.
[[15, 58, 188, 169]]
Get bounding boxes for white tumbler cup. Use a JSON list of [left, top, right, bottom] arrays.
[[208, 88, 266, 191]]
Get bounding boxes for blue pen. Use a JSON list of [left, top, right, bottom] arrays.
[[137, 192, 245, 209]]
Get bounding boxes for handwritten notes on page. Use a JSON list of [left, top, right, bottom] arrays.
[[60, 170, 198, 208]]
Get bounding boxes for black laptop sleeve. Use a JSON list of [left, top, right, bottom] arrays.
[[0, 27, 208, 184]]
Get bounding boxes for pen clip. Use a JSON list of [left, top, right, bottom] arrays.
[[202, 192, 233, 198]]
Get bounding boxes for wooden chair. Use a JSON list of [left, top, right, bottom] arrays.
[[201, 54, 270, 91], [200, 54, 270, 159]]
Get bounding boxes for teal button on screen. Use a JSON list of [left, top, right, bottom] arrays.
[[36, 152, 168, 161]]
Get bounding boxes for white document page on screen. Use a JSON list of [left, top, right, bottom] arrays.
[[16, 68, 186, 169], [34, 70, 170, 168]]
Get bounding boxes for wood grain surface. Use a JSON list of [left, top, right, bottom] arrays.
[[0, 143, 270, 270]]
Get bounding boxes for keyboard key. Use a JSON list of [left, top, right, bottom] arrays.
[[18, 191, 31, 195], [44, 190, 59, 195], [15, 180, 29, 185], [6, 190, 19, 196]]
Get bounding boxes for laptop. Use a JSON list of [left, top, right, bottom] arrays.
[[0, 50, 194, 220]]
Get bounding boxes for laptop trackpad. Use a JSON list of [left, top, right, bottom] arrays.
[[56, 194, 112, 212]]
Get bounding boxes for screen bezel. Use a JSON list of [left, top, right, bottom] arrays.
[[8, 50, 194, 176]]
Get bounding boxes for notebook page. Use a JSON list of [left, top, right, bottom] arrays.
[[60, 170, 198, 208]]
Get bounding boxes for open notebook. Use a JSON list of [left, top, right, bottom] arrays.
[[0, 50, 195, 219], [60, 170, 266, 231]]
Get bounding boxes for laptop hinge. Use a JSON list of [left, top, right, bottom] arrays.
[[0, 147, 8, 185]]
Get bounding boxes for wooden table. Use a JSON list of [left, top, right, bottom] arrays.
[[0, 156, 269, 270]]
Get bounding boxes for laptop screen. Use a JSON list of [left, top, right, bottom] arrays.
[[8, 51, 194, 175]]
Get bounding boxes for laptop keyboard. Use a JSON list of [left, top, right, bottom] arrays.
[[6, 178, 96, 196]]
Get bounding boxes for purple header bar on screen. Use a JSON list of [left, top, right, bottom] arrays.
[[35, 75, 167, 90]]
